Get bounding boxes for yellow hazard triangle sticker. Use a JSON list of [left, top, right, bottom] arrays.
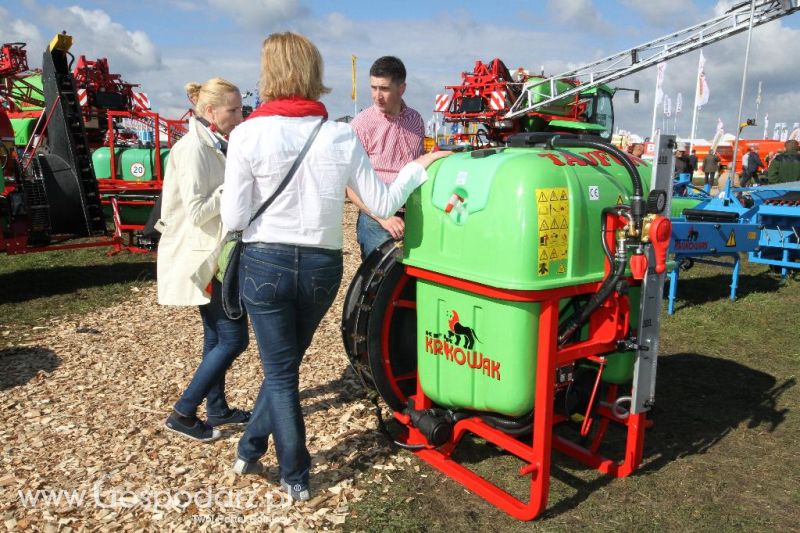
[[726, 230, 736, 247]]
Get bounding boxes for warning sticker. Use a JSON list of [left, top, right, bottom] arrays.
[[725, 230, 736, 247], [536, 187, 570, 276]]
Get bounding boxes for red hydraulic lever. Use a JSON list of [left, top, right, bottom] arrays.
[[648, 216, 672, 274]]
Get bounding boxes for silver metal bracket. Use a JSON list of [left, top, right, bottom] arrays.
[[631, 134, 675, 414]]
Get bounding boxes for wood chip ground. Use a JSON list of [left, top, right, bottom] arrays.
[[1, 203, 404, 531]]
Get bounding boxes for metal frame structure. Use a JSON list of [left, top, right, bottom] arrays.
[[393, 215, 648, 520], [0, 42, 45, 112], [505, 0, 800, 119]]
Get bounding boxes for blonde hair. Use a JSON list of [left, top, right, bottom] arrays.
[[184, 77, 240, 116], [258, 32, 330, 102]]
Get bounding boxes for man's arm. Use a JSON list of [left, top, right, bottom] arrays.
[[346, 186, 404, 239]]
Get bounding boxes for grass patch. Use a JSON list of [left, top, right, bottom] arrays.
[[348, 259, 800, 531], [0, 244, 155, 331]]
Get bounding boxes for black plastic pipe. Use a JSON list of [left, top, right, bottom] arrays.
[[547, 136, 646, 230]]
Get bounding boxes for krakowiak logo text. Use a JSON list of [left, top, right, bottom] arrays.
[[424, 310, 501, 381]]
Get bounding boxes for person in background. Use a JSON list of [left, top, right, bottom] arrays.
[[688, 149, 698, 176], [158, 78, 250, 442], [674, 145, 692, 177], [767, 139, 800, 184], [703, 149, 720, 186], [220, 32, 451, 501], [740, 145, 764, 187], [346, 56, 425, 260]]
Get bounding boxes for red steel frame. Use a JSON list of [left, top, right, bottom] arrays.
[[395, 266, 648, 520], [386, 213, 649, 520], [97, 109, 186, 253]]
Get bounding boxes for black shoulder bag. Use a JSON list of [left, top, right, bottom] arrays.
[[219, 118, 326, 320]]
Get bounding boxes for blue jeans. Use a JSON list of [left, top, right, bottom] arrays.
[[174, 279, 249, 418], [236, 243, 343, 487], [356, 211, 394, 260]]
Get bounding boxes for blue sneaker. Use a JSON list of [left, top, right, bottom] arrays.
[[164, 413, 220, 442], [280, 479, 311, 502], [207, 409, 251, 427]]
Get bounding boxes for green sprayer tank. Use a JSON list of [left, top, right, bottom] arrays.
[[403, 147, 653, 417], [92, 147, 170, 180]]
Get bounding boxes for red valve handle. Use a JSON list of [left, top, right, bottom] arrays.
[[648, 216, 672, 274], [629, 254, 647, 280]]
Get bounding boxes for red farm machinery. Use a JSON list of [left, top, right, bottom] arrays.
[[343, 0, 800, 521], [0, 33, 187, 255]]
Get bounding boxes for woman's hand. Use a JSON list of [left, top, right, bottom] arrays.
[[414, 150, 453, 169]]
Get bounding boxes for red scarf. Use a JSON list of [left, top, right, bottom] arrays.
[[247, 97, 328, 120]]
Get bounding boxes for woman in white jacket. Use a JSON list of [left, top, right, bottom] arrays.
[[221, 32, 450, 500], [158, 78, 250, 442]]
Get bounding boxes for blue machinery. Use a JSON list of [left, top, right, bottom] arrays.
[[667, 180, 800, 314]]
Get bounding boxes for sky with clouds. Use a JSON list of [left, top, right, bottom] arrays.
[[3, 0, 800, 140]]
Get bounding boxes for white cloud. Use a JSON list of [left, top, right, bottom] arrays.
[[546, 0, 610, 33], [6, 2, 800, 140], [33, 5, 162, 74], [713, 1, 740, 16], [207, 0, 308, 29], [621, 0, 700, 28], [0, 7, 44, 51]]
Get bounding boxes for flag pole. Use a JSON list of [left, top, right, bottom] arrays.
[[688, 52, 703, 153], [755, 81, 762, 130], [674, 96, 679, 135], [730, 0, 757, 185], [650, 64, 661, 142]]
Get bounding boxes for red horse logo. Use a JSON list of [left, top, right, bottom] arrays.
[[446, 310, 480, 349]]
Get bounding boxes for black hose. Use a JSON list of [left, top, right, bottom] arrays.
[[548, 136, 646, 231], [558, 243, 628, 346], [540, 137, 641, 346], [600, 206, 616, 265], [369, 394, 427, 451], [480, 411, 532, 429]]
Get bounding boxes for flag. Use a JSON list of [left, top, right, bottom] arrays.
[[696, 51, 709, 108], [756, 81, 762, 106], [711, 120, 724, 151], [663, 95, 672, 117], [351, 55, 357, 101], [655, 62, 667, 105], [675, 92, 683, 114], [763, 113, 769, 139]]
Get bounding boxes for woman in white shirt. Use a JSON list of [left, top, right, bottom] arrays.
[[221, 32, 449, 500], [158, 78, 250, 442]]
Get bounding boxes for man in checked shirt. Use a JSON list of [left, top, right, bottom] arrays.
[[347, 56, 425, 260]]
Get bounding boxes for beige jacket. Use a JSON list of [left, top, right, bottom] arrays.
[[156, 117, 227, 306]]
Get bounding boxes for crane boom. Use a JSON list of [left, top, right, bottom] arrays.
[[505, 0, 800, 119]]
